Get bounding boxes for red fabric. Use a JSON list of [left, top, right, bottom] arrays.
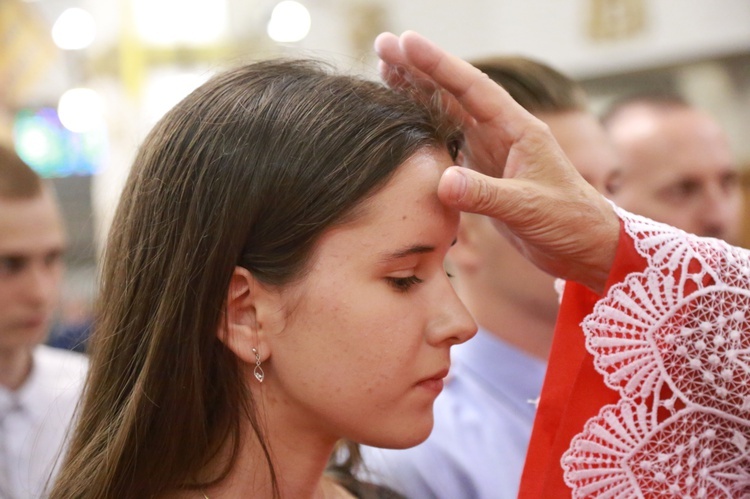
[[518, 222, 648, 498]]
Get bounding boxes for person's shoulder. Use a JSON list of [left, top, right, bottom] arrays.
[[35, 344, 88, 365], [20, 346, 88, 419], [33, 345, 89, 386]]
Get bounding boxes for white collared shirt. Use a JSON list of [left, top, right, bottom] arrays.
[[0, 346, 87, 499]]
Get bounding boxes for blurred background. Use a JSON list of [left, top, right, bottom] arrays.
[[2, 0, 750, 336]]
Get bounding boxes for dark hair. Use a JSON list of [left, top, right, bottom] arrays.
[[471, 56, 587, 114], [50, 58, 458, 499], [0, 144, 43, 199], [601, 91, 690, 126]]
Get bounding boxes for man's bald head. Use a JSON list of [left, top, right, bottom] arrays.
[[603, 95, 742, 243]]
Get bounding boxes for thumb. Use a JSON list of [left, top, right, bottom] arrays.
[[438, 166, 522, 219]]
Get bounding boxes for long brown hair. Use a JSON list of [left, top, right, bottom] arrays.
[[50, 59, 458, 498]]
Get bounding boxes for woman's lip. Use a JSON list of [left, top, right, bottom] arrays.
[[416, 367, 450, 394], [416, 377, 445, 395]]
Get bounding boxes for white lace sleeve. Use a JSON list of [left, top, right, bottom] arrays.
[[561, 208, 750, 498]]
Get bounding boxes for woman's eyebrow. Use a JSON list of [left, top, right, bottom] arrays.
[[379, 244, 435, 263], [379, 239, 457, 263]]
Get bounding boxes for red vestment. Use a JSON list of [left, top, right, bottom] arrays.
[[520, 210, 750, 498]]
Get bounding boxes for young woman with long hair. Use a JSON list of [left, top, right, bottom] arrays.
[[49, 58, 476, 499]]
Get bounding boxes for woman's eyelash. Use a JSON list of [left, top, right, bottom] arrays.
[[387, 275, 424, 292]]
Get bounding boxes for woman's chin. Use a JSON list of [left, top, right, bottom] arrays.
[[361, 417, 434, 450]]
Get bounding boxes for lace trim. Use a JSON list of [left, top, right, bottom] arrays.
[[561, 208, 750, 498]]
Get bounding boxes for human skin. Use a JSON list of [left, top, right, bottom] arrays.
[[448, 110, 620, 359], [539, 111, 621, 196], [259, 147, 476, 447], [211, 148, 477, 498], [607, 106, 743, 243], [373, 31, 619, 292], [0, 189, 65, 390]]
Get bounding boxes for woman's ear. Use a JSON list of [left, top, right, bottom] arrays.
[[218, 267, 281, 365]]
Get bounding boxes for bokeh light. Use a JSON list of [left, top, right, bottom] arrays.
[[58, 88, 105, 133], [267, 1, 311, 43], [51, 7, 97, 50], [132, 0, 227, 46], [13, 107, 107, 178]]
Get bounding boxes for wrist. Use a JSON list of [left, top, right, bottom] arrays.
[[583, 201, 620, 295]]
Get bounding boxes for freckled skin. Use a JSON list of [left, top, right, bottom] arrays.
[[257, 148, 477, 451], [449, 111, 621, 359]]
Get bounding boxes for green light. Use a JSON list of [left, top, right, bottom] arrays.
[[12, 107, 107, 178]]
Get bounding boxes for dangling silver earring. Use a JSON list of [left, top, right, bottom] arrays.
[[252, 347, 265, 383]]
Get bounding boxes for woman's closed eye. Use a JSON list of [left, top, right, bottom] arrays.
[[386, 275, 424, 292]]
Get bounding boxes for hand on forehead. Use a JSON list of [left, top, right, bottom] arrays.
[[374, 31, 538, 178]]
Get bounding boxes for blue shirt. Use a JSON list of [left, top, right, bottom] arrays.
[[361, 328, 546, 499]]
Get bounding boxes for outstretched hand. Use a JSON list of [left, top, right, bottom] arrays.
[[374, 31, 619, 293]]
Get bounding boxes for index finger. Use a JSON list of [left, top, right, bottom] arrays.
[[374, 32, 475, 129], [393, 31, 535, 140]]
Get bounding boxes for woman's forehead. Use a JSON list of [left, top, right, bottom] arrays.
[[350, 148, 454, 221], [314, 149, 458, 254]]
